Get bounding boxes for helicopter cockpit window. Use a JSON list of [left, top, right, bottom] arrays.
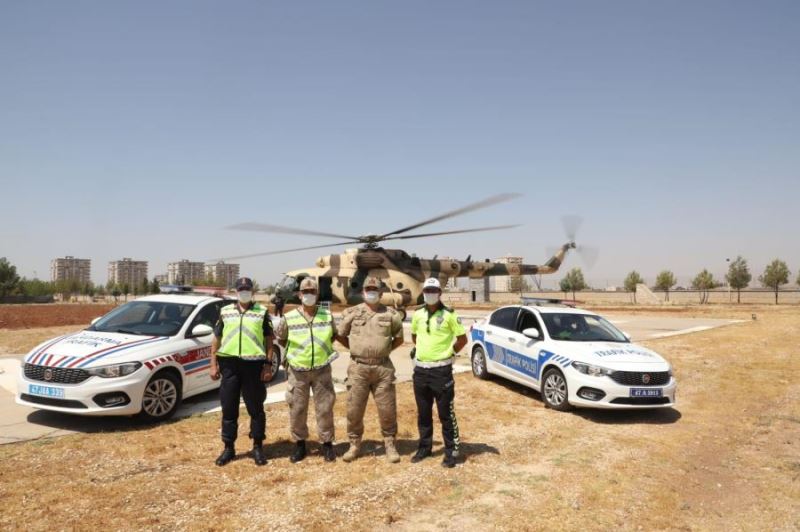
[[279, 276, 299, 292]]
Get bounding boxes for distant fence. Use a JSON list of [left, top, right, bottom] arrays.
[[444, 289, 800, 306], [0, 295, 56, 304]]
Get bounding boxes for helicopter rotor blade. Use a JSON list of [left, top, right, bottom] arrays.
[[379, 193, 522, 239], [383, 224, 521, 241], [211, 240, 362, 261], [577, 245, 599, 269], [561, 215, 583, 242], [226, 222, 360, 241]]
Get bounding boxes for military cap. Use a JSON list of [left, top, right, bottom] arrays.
[[363, 276, 381, 289], [299, 277, 318, 291], [235, 277, 254, 291]]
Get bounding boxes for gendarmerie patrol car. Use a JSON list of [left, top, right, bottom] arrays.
[[16, 294, 283, 421], [469, 303, 676, 410]]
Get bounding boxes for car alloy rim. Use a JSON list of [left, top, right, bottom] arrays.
[[142, 378, 177, 417], [473, 349, 485, 376], [544, 373, 567, 405]]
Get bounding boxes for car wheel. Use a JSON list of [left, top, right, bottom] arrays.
[[264, 348, 282, 383], [542, 367, 571, 411], [139, 371, 182, 422], [471, 345, 490, 380]]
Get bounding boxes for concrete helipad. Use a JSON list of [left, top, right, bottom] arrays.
[[0, 313, 741, 444]]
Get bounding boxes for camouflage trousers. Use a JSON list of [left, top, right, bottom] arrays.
[[286, 365, 336, 443], [346, 359, 397, 440]]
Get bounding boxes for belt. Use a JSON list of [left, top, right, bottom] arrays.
[[351, 356, 388, 365], [415, 357, 454, 369]]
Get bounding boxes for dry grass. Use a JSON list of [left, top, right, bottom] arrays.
[[0, 326, 78, 355], [1, 306, 798, 531]]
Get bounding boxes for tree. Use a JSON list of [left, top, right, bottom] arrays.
[[0, 257, 20, 298], [624, 271, 644, 303], [150, 277, 160, 294], [691, 269, 715, 304], [559, 277, 571, 299], [18, 278, 54, 297], [562, 268, 586, 300], [725, 256, 751, 303], [111, 286, 121, 303], [654, 270, 676, 301], [121, 283, 130, 302], [759, 259, 790, 304]]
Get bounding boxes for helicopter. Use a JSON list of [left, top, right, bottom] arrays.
[[220, 194, 585, 317]]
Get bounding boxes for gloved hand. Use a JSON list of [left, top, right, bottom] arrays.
[[409, 347, 416, 359]]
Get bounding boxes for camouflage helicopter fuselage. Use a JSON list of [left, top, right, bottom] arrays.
[[274, 242, 575, 310]]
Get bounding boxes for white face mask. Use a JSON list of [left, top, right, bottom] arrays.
[[423, 292, 440, 305], [363, 291, 380, 304], [238, 290, 253, 304], [301, 293, 318, 306]]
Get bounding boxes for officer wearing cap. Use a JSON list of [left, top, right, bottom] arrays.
[[410, 277, 468, 468], [274, 277, 338, 463], [337, 276, 404, 463], [210, 277, 274, 466]]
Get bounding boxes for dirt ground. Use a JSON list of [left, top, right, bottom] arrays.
[[0, 305, 798, 531], [0, 304, 114, 330]]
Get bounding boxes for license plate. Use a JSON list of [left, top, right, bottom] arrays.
[[28, 384, 65, 399], [630, 388, 662, 397]]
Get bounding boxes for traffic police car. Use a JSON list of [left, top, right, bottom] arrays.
[[469, 303, 676, 410], [16, 294, 283, 421]]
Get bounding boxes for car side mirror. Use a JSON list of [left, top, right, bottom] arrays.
[[522, 328, 540, 340], [90, 317, 101, 325], [189, 324, 213, 338]]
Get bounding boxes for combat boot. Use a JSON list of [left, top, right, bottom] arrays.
[[342, 438, 362, 462], [384, 437, 400, 463], [252, 442, 267, 466], [215, 443, 235, 466], [322, 441, 337, 462], [290, 440, 307, 463]]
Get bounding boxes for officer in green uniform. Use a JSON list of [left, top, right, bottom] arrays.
[[410, 277, 468, 468], [210, 277, 274, 466], [274, 277, 338, 463]]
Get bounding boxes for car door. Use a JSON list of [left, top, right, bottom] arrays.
[[482, 306, 520, 380], [510, 309, 546, 387], [179, 300, 224, 394]]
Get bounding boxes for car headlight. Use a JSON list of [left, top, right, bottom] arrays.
[[86, 362, 142, 378], [571, 361, 614, 377]]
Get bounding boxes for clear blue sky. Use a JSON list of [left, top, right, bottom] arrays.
[[2, 1, 798, 288]]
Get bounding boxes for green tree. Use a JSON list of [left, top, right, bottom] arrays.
[[121, 283, 130, 302], [18, 278, 54, 297], [624, 271, 644, 304], [692, 269, 715, 304], [725, 256, 751, 304], [759, 259, 790, 304], [150, 277, 160, 294], [562, 268, 586, 299], [111, 286, 122, 303], [654, 270, 676, 301], [0, 257, 21, 298], [559, 277, 571, 299]]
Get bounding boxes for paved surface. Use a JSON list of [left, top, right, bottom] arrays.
[[0, 314, 741, 444]]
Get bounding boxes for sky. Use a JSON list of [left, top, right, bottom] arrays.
[[1, 1, 799, 289]]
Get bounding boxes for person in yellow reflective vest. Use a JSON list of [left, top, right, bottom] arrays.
[[410, 278, 468, 468], [210, 277, 274, 466], [275, 277, 338, 463]]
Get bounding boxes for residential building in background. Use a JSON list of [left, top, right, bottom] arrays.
[[50, 256, 91, 284], [154, 274, 168, 285], [205, 261, 240, 289], [167, 260, 205, 284], [494, 255, 523, 292], [108, 258, 148, 288]]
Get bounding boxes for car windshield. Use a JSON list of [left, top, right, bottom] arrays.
[[87, 301, 196, 337], [540, 313, 628, 342]]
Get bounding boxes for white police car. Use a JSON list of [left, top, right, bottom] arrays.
[[16, 294, 283, 421], [469, 304, 676, 410]]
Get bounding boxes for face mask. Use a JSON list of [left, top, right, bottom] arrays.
[[423, 292, 440, 305], [364, 291, 380, 304], [238, 290, 253, 304], [301, 293, 317, 306]]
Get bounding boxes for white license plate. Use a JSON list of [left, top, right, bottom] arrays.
[[630, 388, 662, 397], [28, 384, 65, 399]]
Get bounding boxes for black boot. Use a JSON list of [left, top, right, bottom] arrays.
[[441, 451, 457, 469], [322, 441, 336, 462], [215, 443, 235, 466], [252, 442, 267, 466], [410, 447, 432, 463], [290, 440, 307, 463]]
